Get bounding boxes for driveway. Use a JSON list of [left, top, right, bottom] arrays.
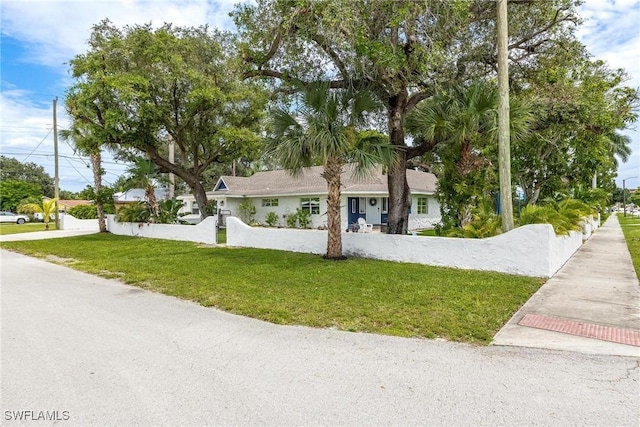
[[1, 249, 638, 426]]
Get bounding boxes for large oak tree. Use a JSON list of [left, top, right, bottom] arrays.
[[66, 20, 267, 218], [233, 0, 583, 233]]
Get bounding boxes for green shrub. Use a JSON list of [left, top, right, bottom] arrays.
[[446, 212, 502, 239], [557, 198, 594, 224], [286, 212, 298, 228], [116, 202, 150, 223], [67, 204, 98, 219], [156, 199, 185, 224], [461, 213, 502, 238], [517, 202, 584, 235], [265, 211, 279, 227], [296, 208, 311, 228], [570, 185, 611, 214], [238, 199, 256, 224]]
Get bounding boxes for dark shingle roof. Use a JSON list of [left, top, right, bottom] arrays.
[[213, 164, 436, 197]]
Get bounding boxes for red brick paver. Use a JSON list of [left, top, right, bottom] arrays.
[[518, 314, 640, 347]]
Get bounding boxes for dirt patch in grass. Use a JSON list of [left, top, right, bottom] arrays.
[[45, 255, 79, 265]]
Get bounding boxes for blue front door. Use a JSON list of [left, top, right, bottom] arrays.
[[348, 197, 362, 226]]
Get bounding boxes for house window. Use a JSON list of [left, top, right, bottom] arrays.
[[301, 197, 320, 214], [262, 198, 279, 207], [359, 197, 366, 214], [417, 197, 428, 214], [382, 197, 389, 214], [192, 202, 200, 215]]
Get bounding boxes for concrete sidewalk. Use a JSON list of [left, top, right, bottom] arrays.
[[493, 214, 640, 357]]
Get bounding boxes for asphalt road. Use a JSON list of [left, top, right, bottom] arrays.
[[1, 249, 638, 426]]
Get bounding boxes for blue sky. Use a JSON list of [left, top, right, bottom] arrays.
[[1, 0, 639, 192]]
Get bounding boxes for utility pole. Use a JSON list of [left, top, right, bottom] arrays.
[[623, 176, 637, 217], [53, 97, 60, 230], [497, 0, 514, 231]]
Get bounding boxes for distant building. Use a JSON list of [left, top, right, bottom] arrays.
[[112, 188, 170, 210]]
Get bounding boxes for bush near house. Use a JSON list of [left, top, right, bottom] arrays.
[[238, 199, 256, 224], [438, 197, 599, 238], [518, 198, 595, 235], [286, 212, 298, 228], [67, 204, 98, 219], [115, 200, 185, 224], [67, 203, 115, 219], [283, 208, 312, 229], [265, 211, 279, 227]]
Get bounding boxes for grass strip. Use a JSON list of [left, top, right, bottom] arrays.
[[1, 233, 543, 344], [617, 214, 640, 280], [0, 222, 53, 235]]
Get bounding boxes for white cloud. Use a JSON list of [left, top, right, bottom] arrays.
[[578, 0, 640, 184], [578, 0, 640, 85], [0, 90, 56, 148], [0, 0, 242, 69], [0, 0, 241, 191], [0, 89, 128, 191]]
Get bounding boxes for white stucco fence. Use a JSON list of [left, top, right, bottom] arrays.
[[106, 215, 217, 245], [226, 216, 594, 277], [60, 214, 100, 231]]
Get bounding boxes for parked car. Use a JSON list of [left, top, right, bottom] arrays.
[[0, 211, 30, 224], [179, 213, 203, 225]]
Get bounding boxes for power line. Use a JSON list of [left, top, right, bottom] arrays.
[[63, 157, 92, 184], [22, 128, 53, 162], [0, 151, 129, 166], [0, 125, 53, 129]]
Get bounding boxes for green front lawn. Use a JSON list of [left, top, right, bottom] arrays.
[[0, 222, 53, 235], [617, 214, 640, 279], [416, 229, 438, 236], [1, 233, 543, 344]]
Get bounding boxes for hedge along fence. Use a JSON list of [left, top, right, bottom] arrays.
[[106, 215, 217, 245], [226, 216, 600, 277]]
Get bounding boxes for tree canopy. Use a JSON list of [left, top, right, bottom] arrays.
[[511, 58, 638, 204], [232, 0, 588, 233], [65, 20, 267, 218], [0, 156, 54, 198], [406, 80, 532, 229]]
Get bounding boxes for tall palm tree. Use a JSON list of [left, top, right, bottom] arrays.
[[406, 81, 531, 227], [59, 126, 109, 232], [609, 132, 632, 164], [583, 132, 631, 188], [267, 82, 395, 259]]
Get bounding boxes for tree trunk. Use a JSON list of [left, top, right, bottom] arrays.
[[188, 179, 211, 221], [145, 147, 213, 220], [386, 94, 411, 234], [90, 151, 107, 232], [323, 156, 344, 259], [145, 182, 159, 222], [522, 179, 541, 206]]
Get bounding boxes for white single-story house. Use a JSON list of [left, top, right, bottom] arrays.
[[179, 165, 441, 230], [113, 188, 170, 204]]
